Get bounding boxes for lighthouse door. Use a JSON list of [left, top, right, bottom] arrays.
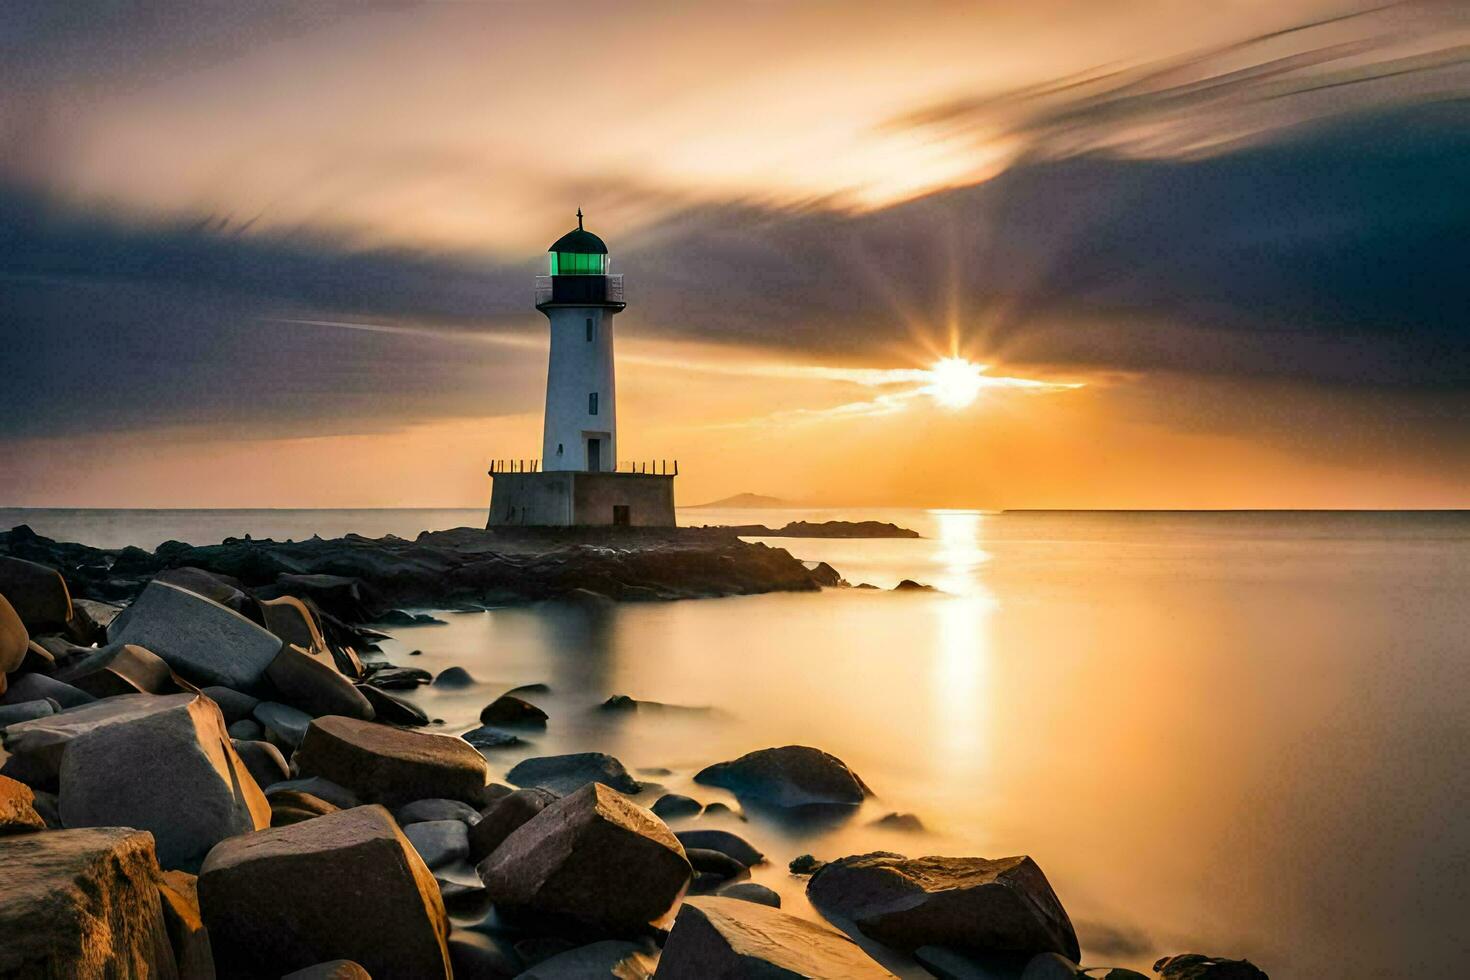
[[586, 438, 602, 472]]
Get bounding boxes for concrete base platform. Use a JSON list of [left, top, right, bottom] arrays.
[[487, 471, 676, 528]]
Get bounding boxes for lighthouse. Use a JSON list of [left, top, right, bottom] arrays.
[[539, 209, 622, 473], [486, 212, 676, 528]]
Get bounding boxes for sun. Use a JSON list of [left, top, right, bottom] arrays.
[[925, 357, 985, 409]]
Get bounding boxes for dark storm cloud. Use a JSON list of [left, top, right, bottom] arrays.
[[2, 97, 1467, 441]]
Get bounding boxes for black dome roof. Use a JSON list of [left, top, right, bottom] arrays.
[[548, 227, 607, 254]]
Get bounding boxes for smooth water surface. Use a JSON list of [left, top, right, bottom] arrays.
[[4, 507, 1467, 976]]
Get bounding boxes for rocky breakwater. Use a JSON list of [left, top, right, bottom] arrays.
[[0, 550, 1270, 978]]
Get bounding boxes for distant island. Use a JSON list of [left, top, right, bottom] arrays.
[[687, 493, 792, 509], [697, 520, 920, 539]]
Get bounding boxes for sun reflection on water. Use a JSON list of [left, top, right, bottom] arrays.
[[927, 509, 997, 777]]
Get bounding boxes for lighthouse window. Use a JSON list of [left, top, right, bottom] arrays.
[[550, 252, 607, 276], [589, 392, 599, 415], [585, 318, 595, 342]]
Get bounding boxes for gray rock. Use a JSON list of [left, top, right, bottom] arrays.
[[154, 566, 251, 613], [433, 666, 478, 688], [56, 642, 178, 698], [259, 595, 332, 657], [253, 700, 313, 752], [0, 827, 177, 978], [0, 593, 27, 676], [405, 819, 470, 869], [657, 896, 896, 979], [686, 847, 749, 893], [112, 580, 283, 693], [915, 946, 1034, 979], [448, 931, 523, 978], [0, 773, 46, 833], [264, 777, 361, 810], [651, 793, 702, 819], [468, 787, 559, 864], [480, 693, 548, 728], [396, 797, 482, 826], [507, 752, 641, 795], [57, 693, 272, 868], [478, 783, 691, 934], [3, 691, 189, 785], [0, 556, 74, 631], [0, 699, 57, 729], [266, 643, 375, 720], [202, 686, 259, 725], [365, 665, 432, 689], [807, 852, 1079, 961], [199, 804, 452, 979], [358, 683, 430, 726], [718, 882, 780, 908], [73, 598, 125, 631], [674, 829, 764, 867], [270, 789, 340, 826], [462, 725, 523, 750], [293, 714, 489, 807], [694, 744, 870, 808], [1153, 953, 1270, 979], [232, 738, 290, 789], [227, 718, 264, 741], [0, 671, 95, 709], [514, 939, 657, 978]]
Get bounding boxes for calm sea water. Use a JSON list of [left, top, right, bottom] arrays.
[[4, 507, 1468, 977]]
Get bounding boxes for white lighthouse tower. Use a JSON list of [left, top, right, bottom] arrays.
[[539, 209, 622, 473], [486, 212, 676, 528]]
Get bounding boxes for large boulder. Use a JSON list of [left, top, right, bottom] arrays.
[[232, 739, 290, 792], [467, 786, 559, 863], [657, 896, 897, 978], [293, 715, 489, 807], [807, 852, 1079, 961], [0, 556, 74, 631], [0, 773, 45, 833], [112, 580, 283, 693], [1154, 954, 1270, 979], [674, 829, 764, 867], [403, 819, 469, 869], [0, 671, 95, 709], [694, 745, 870, 808], [3, 692, 187, 785], [260, 595, 331, 656], [265, 644, 374, 720], [506, 752, 642, 795], [157, 869, 214, 980], [0, 592, 28, 676], [0, 698, 58, 728], [253, 700, 313, 752], [0, 827, 178, 978], [198, 804, 451, 979], [478, 782, 691, 934], [55, 642, 179, 698], [479, 693, 547, 727], [56, 693, 272, 869]]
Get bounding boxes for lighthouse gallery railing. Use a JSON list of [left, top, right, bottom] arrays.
[[534, 274, 623, 306]]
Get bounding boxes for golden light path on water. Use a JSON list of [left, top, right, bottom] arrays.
[[929, 509, 997, 778]]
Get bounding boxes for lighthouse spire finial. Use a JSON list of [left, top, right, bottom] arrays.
[[576, 207, 583, 230]]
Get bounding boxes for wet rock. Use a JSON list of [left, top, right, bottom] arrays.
[[260, 595, 332, 657], [467, 787, 559, 864], [0, 773, 45, 833], [701, 801, 744, 821], [789, 853, 825, 875], [266, 643, 375, 720], [810, 560, 845, 586], [652, 793, 702, 819], [462, 725, 523, 750], [480, 693, 548, 728], [0, 698, 58, 729], [57, 693, 272, 868], [506, 682, 551, 696], [253, 700, 313, 752], [364, 665, 433, 689], [0, 556, 74, 631], [0, 827, 176, 978], [807, 852, 1079, 961], [202, 686, 259, 725], [157, 868, 214, 980], [265, 573, 375, 624], [0, 593, 27, 676], [658, 896, 896, 979], [0, 671, 95, 709], [227, 718, 264, 741], [507, 752, 641, 795], [686, 847, 749, 893], [57, 642, 179, 698], [674, 829, 765, 867], [404, 819, 470, 869], [293, 714, 490, 807], [199, 804, 451, 979], [112, 580, 283, 693], [281, 962, 372, 980], [264, 776, 361, 810], [718, 882, 780, 908], [232, 738, 290, 789], [478, 782, 692, 934], [515, 939, 658, 979], [447, 930, 521, 978], [1153, 953, 1270, 979], [871, 811, 926, 832], [694, 745, 870, 808], [433, 665, 478, 688], [914, 945, 1033, 979], [377, 609, 447, 626], [893, 579, 936, 591], [397, 797, 481, 825], [358, 683, 430, 726]]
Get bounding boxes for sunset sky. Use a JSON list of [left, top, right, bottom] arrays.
[[2, 0, 1467, 508]]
